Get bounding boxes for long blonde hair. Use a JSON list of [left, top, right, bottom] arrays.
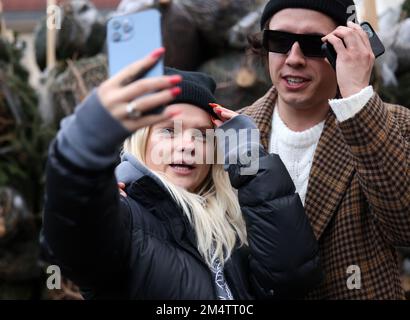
[[123, 127, 247, 267]]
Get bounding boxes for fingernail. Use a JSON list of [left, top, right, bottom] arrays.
[[151, 47, 165, 59], [169, 75, 182, 85], [170, 87, 182, 97]]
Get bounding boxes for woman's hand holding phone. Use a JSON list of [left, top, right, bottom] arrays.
[[97, 48, 182, 132]]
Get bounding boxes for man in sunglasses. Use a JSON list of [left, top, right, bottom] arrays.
[[240, 0, 410, 299]]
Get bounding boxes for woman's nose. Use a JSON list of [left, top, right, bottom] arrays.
[[175, 133, 196, 154]]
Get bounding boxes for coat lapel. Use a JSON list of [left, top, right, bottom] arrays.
[[240, 87, 355, 239], [303, 112, 355, 239], [239, 87, 277, 150]]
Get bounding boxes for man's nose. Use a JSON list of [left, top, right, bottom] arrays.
[[285, 42, 306, 67]]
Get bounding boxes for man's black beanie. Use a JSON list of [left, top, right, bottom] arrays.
[[164, 67, 218, 117], [260, 0, 356, 29]]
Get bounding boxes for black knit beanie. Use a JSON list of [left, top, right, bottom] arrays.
[[260, 0, 356, 29], [165, 67, 218, 117]]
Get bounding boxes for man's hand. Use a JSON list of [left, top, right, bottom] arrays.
[[322, 21, 375, 98]]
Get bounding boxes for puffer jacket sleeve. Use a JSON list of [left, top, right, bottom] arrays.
[[40, 90, 134, 290], [216, 115, 323, 299]]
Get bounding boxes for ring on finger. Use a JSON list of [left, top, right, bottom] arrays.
[[126, 101, 142, 119]]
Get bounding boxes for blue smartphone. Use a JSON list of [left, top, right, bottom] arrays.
[[107, 9, 164, 114]]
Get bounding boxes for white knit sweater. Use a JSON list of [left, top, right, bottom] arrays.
[[269, 107, 324, 205], [269, 86, 374, 205]]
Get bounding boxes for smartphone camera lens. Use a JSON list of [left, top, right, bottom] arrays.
[[112, 32, 121, 42], [112, 20, 121, 30], [123, 20, 133, 33]]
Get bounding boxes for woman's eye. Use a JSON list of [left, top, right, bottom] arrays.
[[159, 128, 174, 136], [193, 131, 207, 142]]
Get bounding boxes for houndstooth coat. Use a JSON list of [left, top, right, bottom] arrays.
[[239, 87, 410, 299]]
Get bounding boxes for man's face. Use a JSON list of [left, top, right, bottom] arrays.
[[268, 9, 338, 110]]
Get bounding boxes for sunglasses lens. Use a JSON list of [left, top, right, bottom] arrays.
[[263, 30, 326, 58], [299, 37, 326, 57], [263, 30, 293, 54]]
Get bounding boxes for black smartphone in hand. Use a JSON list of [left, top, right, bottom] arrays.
[[322, 21, 385, 69]]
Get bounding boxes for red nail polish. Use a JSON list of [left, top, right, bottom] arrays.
[[151, 47, 165, 59], [169, 75, 182, 85], [171, 87, 182, 97]]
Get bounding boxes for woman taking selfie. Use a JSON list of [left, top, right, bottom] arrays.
[[41, 48, 322, 299]]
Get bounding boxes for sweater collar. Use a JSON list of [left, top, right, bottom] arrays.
[[272, 105, 325, 149]]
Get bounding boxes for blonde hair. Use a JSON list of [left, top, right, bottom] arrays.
[[123, 127, 247, 267]]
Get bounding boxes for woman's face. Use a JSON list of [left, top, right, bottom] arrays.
[[145, 104, 214, 193]]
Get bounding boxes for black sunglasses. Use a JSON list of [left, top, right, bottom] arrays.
[[263, 30, 326, 58]]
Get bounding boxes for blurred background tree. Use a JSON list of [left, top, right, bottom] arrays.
[[0, 32, 55, 298]]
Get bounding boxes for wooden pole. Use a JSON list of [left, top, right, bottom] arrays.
[[362, 0, 379, 31], [0, 0, 6, 36], [46, 0, 57, 70]]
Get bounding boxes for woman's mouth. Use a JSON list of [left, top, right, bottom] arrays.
[[169, 163, 196, 175]]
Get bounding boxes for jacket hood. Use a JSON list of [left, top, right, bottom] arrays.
[[115, 152, 167, 191]]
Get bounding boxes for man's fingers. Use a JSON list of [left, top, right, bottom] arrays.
[[325, 26, 361, 50], [324, 34, 347, 56], [347, 21, 372, 52], [323, 24, 370, 52]]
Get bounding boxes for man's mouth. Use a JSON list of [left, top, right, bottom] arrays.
[[283, 75, 310, 84], [282, 75, 311, 89]]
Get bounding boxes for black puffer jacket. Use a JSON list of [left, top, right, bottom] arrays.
[[40, 92, 322, 299]]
